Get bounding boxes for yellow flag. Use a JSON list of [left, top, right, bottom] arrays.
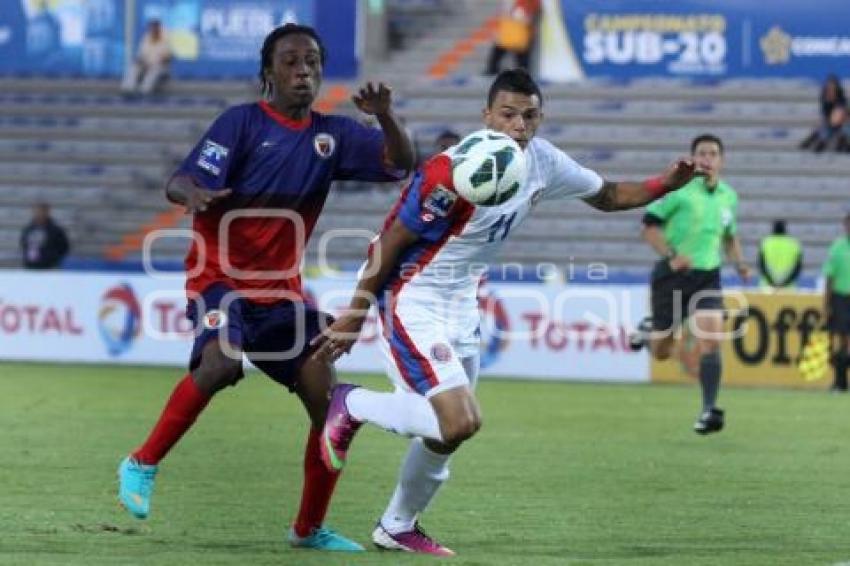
[[798, 333, 830, 382]]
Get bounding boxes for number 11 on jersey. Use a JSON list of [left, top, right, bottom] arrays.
[[487, 212, 517, 243]]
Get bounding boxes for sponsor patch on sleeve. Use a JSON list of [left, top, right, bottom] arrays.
[[197, 140, 229, 176], [422, 185, 457, 218]]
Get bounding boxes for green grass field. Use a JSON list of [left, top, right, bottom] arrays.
[[2, 362, 850, 566]]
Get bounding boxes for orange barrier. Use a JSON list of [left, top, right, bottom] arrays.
[[427, 16, 500, 79]]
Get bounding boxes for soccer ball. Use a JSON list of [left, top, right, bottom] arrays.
[[450, 129, 526, 206]]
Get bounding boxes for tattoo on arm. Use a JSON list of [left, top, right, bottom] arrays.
[[583, 181, 619, 211]]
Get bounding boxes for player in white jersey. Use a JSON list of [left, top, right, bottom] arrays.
[[310, 69, 698, 556]]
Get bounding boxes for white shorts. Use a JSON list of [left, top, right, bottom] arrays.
[[377, 294, 480, 398]]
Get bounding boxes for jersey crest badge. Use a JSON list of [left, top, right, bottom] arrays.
[[313, 133, 336, 159], [197, 140, 229, 176], [203, 310, 227, 330], [430, 343, 453, 362], [423, 185, 457, 218]]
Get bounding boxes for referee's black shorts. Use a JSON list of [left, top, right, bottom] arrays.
[[650, 261, 723, 332], [830, 293, 850, 335]]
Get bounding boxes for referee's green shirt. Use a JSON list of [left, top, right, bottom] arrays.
[[823, 236, 850, 295], [646, 177, 739, 271]]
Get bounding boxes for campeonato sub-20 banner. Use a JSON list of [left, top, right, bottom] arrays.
[[540, 0, 850, 81], [0, 271, 649, 383]]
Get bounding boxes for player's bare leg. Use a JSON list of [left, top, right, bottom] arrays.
[[288, 356, 363, 552], [118, 341, 240, 519], [648, 333, 678, 361], [691, 310, 724, 434], [374, 357, 481, 556]]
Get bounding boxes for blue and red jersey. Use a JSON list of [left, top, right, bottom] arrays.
[[175, 101, 405, 303]]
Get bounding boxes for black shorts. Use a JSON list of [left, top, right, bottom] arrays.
[[186, 283, 334, 391], [650, 261, 723, 332], [830, 293, 850, 335]]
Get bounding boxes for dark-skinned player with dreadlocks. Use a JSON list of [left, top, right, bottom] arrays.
[[116, 23, 413, 552]]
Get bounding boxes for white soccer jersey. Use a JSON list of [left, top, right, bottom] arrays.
[[376, 137, 603, 307], [370, 138, 604, 395]]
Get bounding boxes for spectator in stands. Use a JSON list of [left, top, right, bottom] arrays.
[[485, 0, 541, 75], [758, 219, 802, 291], [823, 209, 850, 391], [121, 19, 172, 96], [416, 129, 461, 167], [800, 75, 850, 152], [20, 202, 69, 269], [434, 129, 460, 153], [820, 75, 846, 123]]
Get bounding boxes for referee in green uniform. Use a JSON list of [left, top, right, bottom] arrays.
[[631, 134, 752, 434], [824, 211, 850, 391]]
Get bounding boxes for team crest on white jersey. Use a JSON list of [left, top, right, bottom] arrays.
[[313, 133, 336, 158], [430, 343, 453, 362]]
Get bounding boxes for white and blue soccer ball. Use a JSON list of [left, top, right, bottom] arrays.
[[450, 129, 526, 206]]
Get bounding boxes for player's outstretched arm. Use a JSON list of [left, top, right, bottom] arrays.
[[583, 159, 697, 211], [311, 219, 420, 362], [165, 174, 232, 213], [351, 82, 415, 171]]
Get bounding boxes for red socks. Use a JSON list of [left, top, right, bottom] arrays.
[[132, 377, 339, 535], [133, 374, 211, 465], [293, 428, 341, 537]]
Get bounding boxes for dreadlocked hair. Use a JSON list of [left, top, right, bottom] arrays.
[[258, 23, 326, 98]]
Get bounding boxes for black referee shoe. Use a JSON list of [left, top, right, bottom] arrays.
[[628, 316, 653, 352], [694, 408, 724, 435]]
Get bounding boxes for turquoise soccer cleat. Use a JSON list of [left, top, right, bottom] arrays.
[[117, 456, 158, 519], [287, 526, 365, 552]]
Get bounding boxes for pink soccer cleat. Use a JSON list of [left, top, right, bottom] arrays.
[[320, 383, 363, 471], [371, 522, 456, 557]]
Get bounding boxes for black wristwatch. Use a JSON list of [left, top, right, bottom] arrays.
[[663, 248, 677, 262]]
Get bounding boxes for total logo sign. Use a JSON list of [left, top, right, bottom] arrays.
[[97, 282, 195, 358], [98, 283, 142, 357], [473, 284, 648, 381]]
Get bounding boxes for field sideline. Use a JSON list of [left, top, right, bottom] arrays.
[[2, 362, 849, 566]]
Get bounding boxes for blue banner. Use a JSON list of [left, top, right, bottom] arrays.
[[0, 0, 357, 79], [135, 0, 357, 79], [541, 0, 850, 81], [0, 0, 125, 76], [136, 0, 314, 79]]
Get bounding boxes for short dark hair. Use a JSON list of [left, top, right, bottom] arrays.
[[691, 133, 724, 155], [773, 219, 787, 235], [259, 23, 326, 97], [487, 69, 543, 108]]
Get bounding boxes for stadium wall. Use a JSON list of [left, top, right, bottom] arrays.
[[0, 271, 649, 382], [0, 273, 830, 388]]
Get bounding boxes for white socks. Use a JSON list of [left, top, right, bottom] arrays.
[[346, 388, 443, 442], [380, 438, 451, 534]]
